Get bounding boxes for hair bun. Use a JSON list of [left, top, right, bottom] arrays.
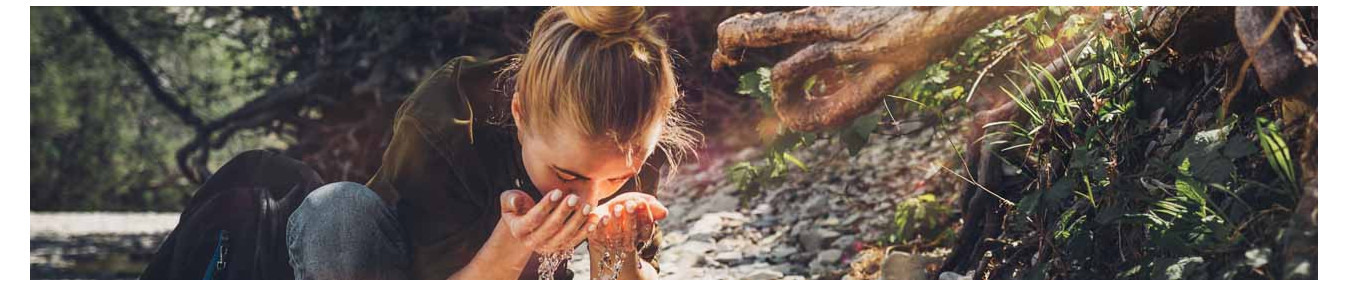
[[561, 6, 645, 35]]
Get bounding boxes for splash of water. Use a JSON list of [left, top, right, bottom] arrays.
[[537, 250, 573, 280], [588, 211, 659, 280]]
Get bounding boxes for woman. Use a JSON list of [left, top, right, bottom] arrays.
[[284, 6, 697, 280]]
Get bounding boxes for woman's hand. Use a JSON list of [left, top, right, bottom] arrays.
[[447, 189, 596, 279], [587, 193, 667, 279], [499, 189, 599, 253], [590, 193, 668, 252]]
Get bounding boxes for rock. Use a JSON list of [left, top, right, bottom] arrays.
[[831, 235, 857, 250], [714, 251, 744, 264], [880, 251, 925, 280], [813, 249, 844, 266], [687, 212, 747, 242], [663, 240, 714, 268], [751, 214, 780, 228], [803, 195, 829, 215], [768, 246, 798, 263], [742, 269, 785, 280], [789, 220, 810, 238], [808, 249, 845, 276], [817, 216, 840, 227], [841, 213, 862, 226], [939, 271, 972, 280], [798, 229, 842, 252]]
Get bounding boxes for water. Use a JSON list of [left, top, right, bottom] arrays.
[[537, 251, 573, 280], [537, 208, 659, 280]]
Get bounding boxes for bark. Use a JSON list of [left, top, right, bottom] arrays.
[[712, 6, 1033, 132], [1236, 6, 1318, 101]]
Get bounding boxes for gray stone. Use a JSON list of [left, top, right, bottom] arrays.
[[813, 249, 844, 266], [804, 195, 829, 215], [831, 235, 857, 250], [939, 271, 972, 280], [768, 246, 798, 263], [742, 269, 785, 280], [798, 229, 842, 252], [714, 251, 744, 264], [663, 240, 714, 268], [687, 212, 746, 242]]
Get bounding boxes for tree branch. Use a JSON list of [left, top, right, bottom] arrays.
[[73, 7, 206, 130]]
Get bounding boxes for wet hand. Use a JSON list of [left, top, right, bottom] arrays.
[[589, 193, 668, 252], [499, 189, 599, 253]]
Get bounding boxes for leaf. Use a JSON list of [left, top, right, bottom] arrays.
[[1175, 158, 1209, 217], [1047, 176, 1076, 203], [1155, 256, 1207, 279], [1017, 189, 1042, 214], [840, 113, 882, 156], [782, 152, 808, 171], [1172, 125, 1238, 184], [735, 68, 762, 96], [802, 74, 818, 97], [1036, 34, 1056, 50], [928, 68, 950, 84], [1256, 117, 1297, 189]]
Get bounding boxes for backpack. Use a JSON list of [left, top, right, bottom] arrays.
[[140, 149, 325, 279]]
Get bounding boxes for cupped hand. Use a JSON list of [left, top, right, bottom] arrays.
[[499, 189, 599, 253], [589, 192, 668, 252]]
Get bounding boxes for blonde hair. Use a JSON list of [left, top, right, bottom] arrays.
[[506, 6, 698, 167]]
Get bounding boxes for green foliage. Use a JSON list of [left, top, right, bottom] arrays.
[[727, 67, 813, 204], [887, 194, 955, 246], [31, 7, 291, 211], [1255, 117, 1298, 192]]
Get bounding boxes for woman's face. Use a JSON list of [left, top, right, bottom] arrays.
[[512, 96, 654, 207], [517, 125, 649, 207]]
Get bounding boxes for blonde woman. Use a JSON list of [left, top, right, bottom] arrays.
[[285, 6, 696, 280]]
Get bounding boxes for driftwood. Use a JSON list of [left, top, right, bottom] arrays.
[[712, 6, 1033, 132]]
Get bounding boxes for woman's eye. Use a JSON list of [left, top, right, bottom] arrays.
[[556, 172, 578, 182]]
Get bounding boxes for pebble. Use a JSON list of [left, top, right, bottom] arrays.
[[798, 229, 842, 252], [743, 269, 785, 280], [714, 251, 744, 264], [814, 249, 844, 266]]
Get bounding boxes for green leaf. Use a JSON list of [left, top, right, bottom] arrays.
[[840, 113, 882, 156], [1256, 117, 1298, 190], [1175, 158, 1209, 217], [735, 69, 762, 96], [782, 152, 808, 171], [1036, 34, 1056, 50], [802, 74, 818, 97]]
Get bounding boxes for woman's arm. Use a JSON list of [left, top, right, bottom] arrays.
[[447, 220, 535, 279]]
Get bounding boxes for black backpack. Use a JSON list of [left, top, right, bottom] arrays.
[[140, 149, 325, 279]]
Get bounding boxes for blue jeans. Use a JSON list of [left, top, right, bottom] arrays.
[[286, 182, 411, 279]]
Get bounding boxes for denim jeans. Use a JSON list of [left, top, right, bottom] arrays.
[[286, 182, 411, 279]]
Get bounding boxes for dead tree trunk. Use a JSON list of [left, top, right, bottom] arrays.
[[712, 6, 1033, 132]]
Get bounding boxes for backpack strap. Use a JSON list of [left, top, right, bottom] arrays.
[[202, 230, 230, 280]]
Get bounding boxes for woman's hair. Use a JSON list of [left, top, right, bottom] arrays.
[[504, 6, 698, 168]]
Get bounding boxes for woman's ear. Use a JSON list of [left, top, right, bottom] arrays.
[[510, 93, 523, 127]]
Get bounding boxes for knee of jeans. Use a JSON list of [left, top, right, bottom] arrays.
[[291, 182, 386, 227]]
